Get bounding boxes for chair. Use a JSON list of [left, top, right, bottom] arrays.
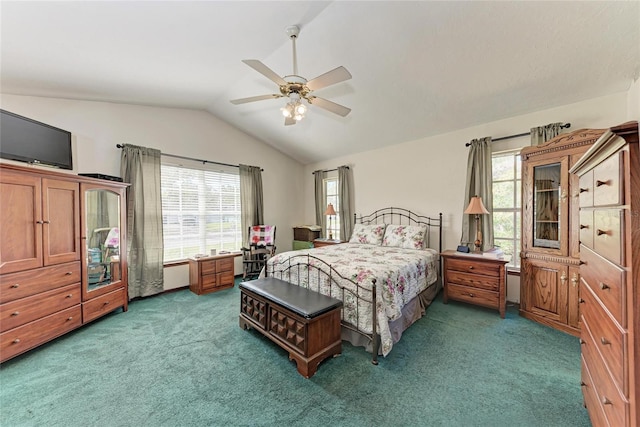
[[242, 225, 276, 280]]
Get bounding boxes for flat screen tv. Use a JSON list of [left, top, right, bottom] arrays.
[[0, 109, 73, 170]]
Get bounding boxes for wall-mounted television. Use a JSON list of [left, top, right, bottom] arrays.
[[0, 109, 73, 170]]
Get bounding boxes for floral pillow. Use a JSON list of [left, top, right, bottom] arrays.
[[348, 223, 387, 245], [381, 224, 427, 250]]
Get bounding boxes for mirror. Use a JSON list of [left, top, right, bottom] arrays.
[[85, 189, 121, 292]]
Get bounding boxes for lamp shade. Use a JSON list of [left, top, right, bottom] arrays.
[[464, 196, 489, 215], [324, 203, 337, 216]]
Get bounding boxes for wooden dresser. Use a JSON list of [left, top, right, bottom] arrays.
[[312, 238, 344, 248], [189, 253, 238, 295], [0, 163, 128, 363], [569, 121, 639, 427], [441, 250, 508, 318]]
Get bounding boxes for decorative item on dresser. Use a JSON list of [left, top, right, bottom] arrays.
[[569, 121, 639, 427], [441, 250, 508, 318], [0, 163, 128, 363], [520, 127, 606, 336], [188, 253, 239, 295]]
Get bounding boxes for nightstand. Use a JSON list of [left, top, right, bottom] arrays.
[[313, 238, 344, 248], [441, 250, 508, 318]]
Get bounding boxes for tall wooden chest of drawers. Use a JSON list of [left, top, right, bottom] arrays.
[[569, 121, 639, 427], [188, 253, 238, 295]]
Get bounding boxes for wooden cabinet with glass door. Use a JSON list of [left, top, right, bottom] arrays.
[[520, 128, 604, 336]]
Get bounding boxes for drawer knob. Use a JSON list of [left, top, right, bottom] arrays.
[[468, 266, 474, 270], [67, 317, 74, 321], [600, 282, 610, 290], [579, 224, 588, 229], [600, 337, 611, 345], [11, 311, 19, 317], [66, 294, 73, 298], [65, 271, 73, 276], [578, 298, 585, 304], [10, 284, 19, 288], [595, 180, 609, 187], [596, 229, 608, 236], [579, 339, 586, 345], [103, 301, 110, 306], [468, 293, 475, 298], [580, 381, 587, 387], [12, 338, 20, 344], [602, 397, 612, 405], [579, 188, 588, 193], [36, 220, 44, 224]]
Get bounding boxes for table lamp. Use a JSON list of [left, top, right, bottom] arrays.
[[324, 203, 337, 240], [464, 196, 489, 253]]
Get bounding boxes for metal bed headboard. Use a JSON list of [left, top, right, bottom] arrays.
[[354, 207, 443, 255]]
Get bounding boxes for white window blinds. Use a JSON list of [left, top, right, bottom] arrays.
[[161, 164, 242, 262]]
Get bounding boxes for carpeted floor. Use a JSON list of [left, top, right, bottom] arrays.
[[0, 280, 591, 427]]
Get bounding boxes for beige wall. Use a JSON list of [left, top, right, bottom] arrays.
[[0, 94, 305, 290], [303, 90, 633, 303]]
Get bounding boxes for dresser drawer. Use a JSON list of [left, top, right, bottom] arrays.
[[593, 152, 623, 206], [201, 273, 218, 290], [217, 257, 234, 272], [446, 283, 498, 309], [0, 283, 81, 332], [578, 169, 594, 208], [593, 209, 624, 266], [0, 305, 82, 362], [200, 260, 217, 275], [581, 284, 626, 394], [446, 270, 498, 292], [581, 355, 609, 427], [82, 288, 126, 323], [579, 210, 594, 250], [580, 245, 626, 327], [445, 258, 500, 277], [582, 317, 629, 426], [0, 262, 81, 304]]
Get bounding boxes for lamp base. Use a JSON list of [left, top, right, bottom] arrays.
[[473, 239, 482, 253]]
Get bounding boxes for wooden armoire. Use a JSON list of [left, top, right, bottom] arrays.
[[519, 128, 605, 336], [0, 163, 129, 363]]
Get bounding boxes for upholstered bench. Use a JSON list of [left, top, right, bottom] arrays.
[[239, 277, 343, 378]]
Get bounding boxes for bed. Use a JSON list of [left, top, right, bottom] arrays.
[[263, 207, 442, 364]]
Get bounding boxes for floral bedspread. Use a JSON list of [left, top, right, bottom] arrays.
[[265, 243, 438, 356]]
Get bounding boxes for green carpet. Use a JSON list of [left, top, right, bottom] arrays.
[[0, 280, 591, 427]]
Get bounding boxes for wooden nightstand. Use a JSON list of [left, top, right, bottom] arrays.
[[312, 238, 344, 248], [189, 253, 240, 295], [441, 250, 508, 318]]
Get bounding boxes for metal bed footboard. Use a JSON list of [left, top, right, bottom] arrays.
[[264, 254, 380, 365]]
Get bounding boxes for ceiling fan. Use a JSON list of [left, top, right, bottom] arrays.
[[230, 25, 352, 126]]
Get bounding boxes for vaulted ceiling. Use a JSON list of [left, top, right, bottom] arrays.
[[2, 1, 638, 164]]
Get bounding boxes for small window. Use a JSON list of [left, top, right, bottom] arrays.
[[492, 150, 521, 269], [324, 177, 340, 240]]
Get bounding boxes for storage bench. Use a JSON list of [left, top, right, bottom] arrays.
[[239, 277, 343, 378]]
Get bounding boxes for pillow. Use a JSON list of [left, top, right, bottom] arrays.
[[381, 224, 427, 250], [348, 223, 387, 245]]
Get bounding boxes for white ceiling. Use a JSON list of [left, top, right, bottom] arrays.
[[1, 1, 639, 164]]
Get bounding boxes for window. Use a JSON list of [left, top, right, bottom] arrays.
[[161, 163, 241, 262], [492, 150, 521, 269], [324, 177, 340, 240]]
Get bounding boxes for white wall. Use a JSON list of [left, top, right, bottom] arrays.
[[0, 94, 305, 290], [302, 91, 632, 303]]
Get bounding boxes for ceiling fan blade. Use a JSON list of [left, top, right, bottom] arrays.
[[284, 116, 296, 126], [308, 96, 351, 117], [242, 59, 287, 86], [230, 94, 282, 105], [306, 66, 352, 91]]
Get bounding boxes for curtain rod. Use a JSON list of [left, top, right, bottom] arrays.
[[465, 123, 571, 147], [311, 165, 350, 175], [115, 144, 263, 171]]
